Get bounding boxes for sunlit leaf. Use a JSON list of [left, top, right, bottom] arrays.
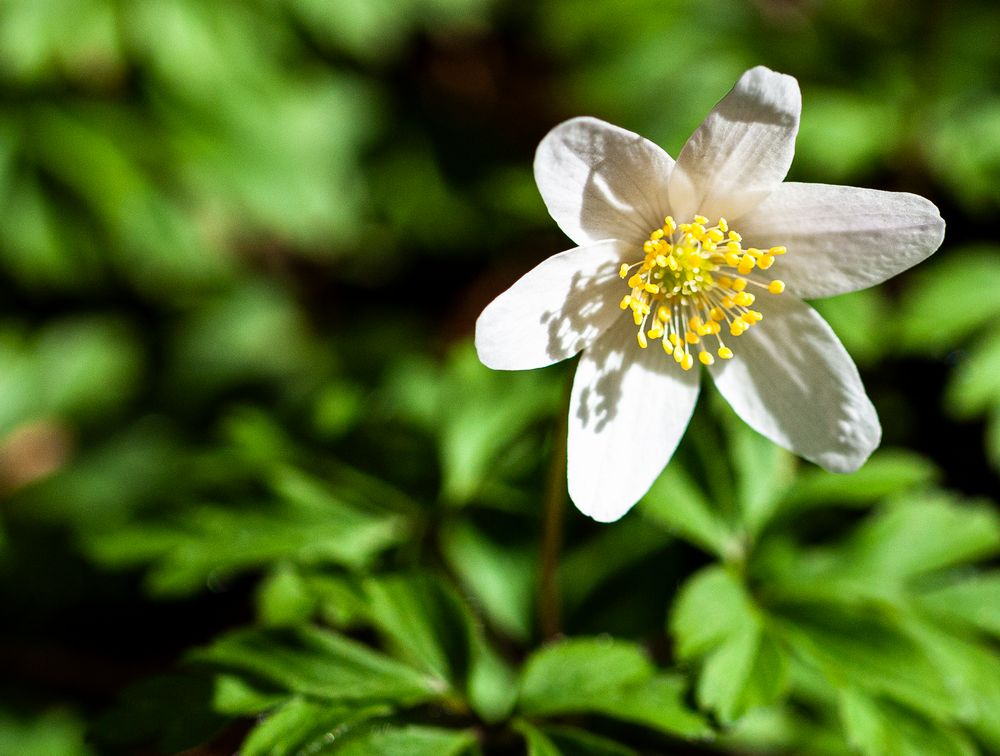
[[192, 626, 439, 704], [519, 638, 708, 738], [335, 724, 478, 756], [241, 698, 388, 756]]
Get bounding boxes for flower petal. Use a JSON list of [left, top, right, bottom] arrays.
[[567, 318, 701, 522], [475, 240, 630, 370], [709, 294, 880, 473], [534, 117, 675, 246], [738, 182, 946, 299], [669, 66, 800, 223]]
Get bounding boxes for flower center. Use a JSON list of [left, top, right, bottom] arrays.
[[618, 216, 786, 370]]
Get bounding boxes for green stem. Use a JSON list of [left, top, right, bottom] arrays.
[[538, 376, 571, 640]]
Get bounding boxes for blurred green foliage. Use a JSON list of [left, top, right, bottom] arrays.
[[0, 0, 998, 754]]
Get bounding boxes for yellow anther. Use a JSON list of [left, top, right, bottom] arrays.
[[619, 215, 787, 368]]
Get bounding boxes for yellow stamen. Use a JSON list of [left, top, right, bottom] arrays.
[[615, 216, 788, 368]]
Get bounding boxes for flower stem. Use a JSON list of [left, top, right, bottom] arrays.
[[538, 376, 571, 640]]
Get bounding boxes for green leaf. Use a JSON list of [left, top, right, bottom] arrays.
[[257, 564, 316, 626], [241, 697, 388, 756], [593, 674, 712, 738], [467, 640, 518, 725], [0, 709, 95, 756], [898, 246, 1000, 351], [191, 626, 438, 704], [917, 572, 1000, 637], [777, 450, 938, 515], [211, 674, 287, 716], [519, 638, 653, 715], [839, 689, 976, 756], [361, 573, 472, 689], [671, 566, 755, 658], [514, 720, 637, 756], [335, 724, 477, 756], [641, 463, 731, 557], [945, 328, 1000, 417], [85, 470, 407, 596], [776, 603, 959, 720], [560, 514, 672, 613], [835, 494, 1000, 580], [671, 566, 788, 722], [386, 343, 559, 504], [440, 521, 535, 641], [810, 288, 892, 365], [725, 412, 795, 538], [519, 638, 708, 738]]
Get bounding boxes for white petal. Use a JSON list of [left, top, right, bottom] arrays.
[[475, 240, 630, 370], [738, 182, 946, 299], [669, 66, 800, 223], [567, 318, 701, 522], [709, 294, 880, 472], [534, 117, 675, 246]]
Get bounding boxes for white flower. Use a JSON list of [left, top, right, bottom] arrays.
[[475, 67, 945, 522]]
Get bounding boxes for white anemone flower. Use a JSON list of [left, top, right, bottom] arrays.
[[475, 66, 945, 523]]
